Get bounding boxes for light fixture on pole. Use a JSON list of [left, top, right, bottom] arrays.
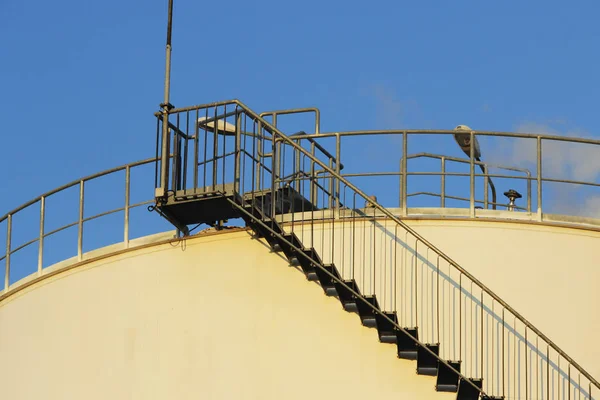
[[453, 125, 497, 210]]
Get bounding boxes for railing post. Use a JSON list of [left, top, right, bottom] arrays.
[[234, 111, 242, 194], [483, 165, 489, 209], [536, 136, 543, 221], [38, 197, 45, 274], [527, 172, 532, 213], [440, 157, 446, 208], [310, 141, 317, 205], [78, 180, 84, 261], [401, 131, 408, 217], [158, 113, 171, 198], [5, 214, 11, 291], [256, 120, 262, 191], [271, 134, 278, 217], [469, 131, 475, 218], [124, 166, 131, 249], [335, 133, 341, 216], [328, 158, 334, 209], [295, 138, 301, 192], [212, 107, 218, 191]]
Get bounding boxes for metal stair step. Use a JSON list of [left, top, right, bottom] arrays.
[[333, 279, 360, 313], [375, 312, 398, 343], [396, 327, 419, 359], [297, 247, 320, 281], [313, 264, 340, 296], [416, 343, 440, 376], [456, 378, 483, 400], [355, 295, 380, 327], [276, 232, 302, 263], [436, 360, 461, 392]]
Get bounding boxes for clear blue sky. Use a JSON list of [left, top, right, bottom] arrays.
[[2, 0, 600, 281]]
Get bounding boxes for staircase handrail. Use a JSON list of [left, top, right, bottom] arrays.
[[211, 99, 600, 390]]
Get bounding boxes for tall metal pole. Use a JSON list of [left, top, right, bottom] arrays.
[[158, 0, 174, 198]]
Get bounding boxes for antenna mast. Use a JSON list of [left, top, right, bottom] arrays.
[[162, 0, 174, 108], [158, 0, 174, 198]]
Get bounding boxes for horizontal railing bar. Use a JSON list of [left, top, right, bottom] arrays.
[[129, 200, 154, 209], [406, 152, 532, 175], [42, 221, 79, 239], [294, 129, 600, 146], [0, 236, 39, 262], [542, 176, 600, 188], [260, 107, 319, 116], [340, 170, 600, 189], [407, 192, 529, 211], [82, 207, 124, 224], [341, 171, 532, 181]]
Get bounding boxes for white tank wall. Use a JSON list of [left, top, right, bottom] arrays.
[[1, 217, 598, 399], [285, 217, 600, 391], [0, 230, 452, 400]]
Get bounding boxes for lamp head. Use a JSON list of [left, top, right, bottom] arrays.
[[197, 117, 237, 136], [453, 124, 481, 159]]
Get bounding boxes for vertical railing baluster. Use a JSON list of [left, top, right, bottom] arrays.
[[234, 110, 242, 195], [393, 225, 398, 314], [481, 290, 484, 381], [5, 214, 11, 290], [38, 196, 45, 274], [537, 335, 540, 400], [537, 136, 543, 221], [542, 343, 550, 399], [440, 157, 446, 208], [222, 105, 227, 193], [194, 109, 199, 191], [484, 165, 489, 209], [335, 133, 341, 214], [502, 308, 505, 400], [172, 113, 180, 192], [328, 158, 334, 210], [569, 364, 572, 400], [469, 131, 475, 218], [414, 240, 418, 331], [459, 273, 462, 365], [155, 116, 160, 189], [124, 166, 131, 248], [401, 131, 407, 216], [78, 180, 84, 261], [526, 326, 529, 400], [183, 111, 189, 192], [527, 171, 532, 213], [436, 256, 440, 349]]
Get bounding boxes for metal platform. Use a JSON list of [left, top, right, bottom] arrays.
[[157, 183, 318, 232], [156, 183, 240, 230]]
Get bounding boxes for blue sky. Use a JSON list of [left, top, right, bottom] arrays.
[[2, 0, 600, 282]]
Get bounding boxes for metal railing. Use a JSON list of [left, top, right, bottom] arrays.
[[296, 129, 600, 224], [155, 99, 599, 399], [1, 99, 597, 398], [0, 157, 169, 293]]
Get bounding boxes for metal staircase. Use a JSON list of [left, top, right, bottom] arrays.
[[154, 99, 599, 400]]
